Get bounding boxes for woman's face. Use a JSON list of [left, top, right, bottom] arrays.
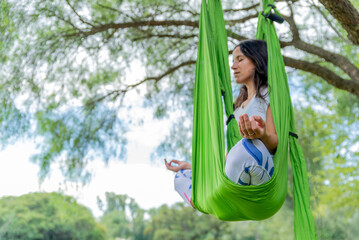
[[231, 46, 256, 85]]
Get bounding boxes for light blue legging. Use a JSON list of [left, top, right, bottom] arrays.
[[174, 138, 274, 206]]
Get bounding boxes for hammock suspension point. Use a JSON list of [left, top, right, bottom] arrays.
[[261, 4, 285, 24]]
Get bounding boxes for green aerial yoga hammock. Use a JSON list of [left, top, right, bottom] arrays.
[[191, 0, 317, 239]]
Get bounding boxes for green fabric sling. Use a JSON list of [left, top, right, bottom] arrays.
[[191, 0, 317, 239]]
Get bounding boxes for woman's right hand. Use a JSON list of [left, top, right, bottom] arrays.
[[238, 114, 265, 139], [164, 159, 192, 172]]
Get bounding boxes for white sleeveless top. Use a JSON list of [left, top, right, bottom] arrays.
[[233, 88, 269, 123]]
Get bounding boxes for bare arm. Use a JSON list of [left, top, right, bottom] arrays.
[[259, 105, 278, 154]]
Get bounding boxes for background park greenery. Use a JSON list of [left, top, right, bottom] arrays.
[[0, 192, 357, 239], [0, 0, 358, 239]]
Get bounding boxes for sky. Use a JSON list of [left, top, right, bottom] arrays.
[[0, 121, 182, 218]]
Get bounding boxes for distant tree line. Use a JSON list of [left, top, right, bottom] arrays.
[[0, 192, 357, 240]]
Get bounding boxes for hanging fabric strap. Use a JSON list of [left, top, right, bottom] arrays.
[[258, 1, 316, 239]]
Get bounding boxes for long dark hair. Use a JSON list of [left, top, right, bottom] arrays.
[[234, 40, 269, 109]]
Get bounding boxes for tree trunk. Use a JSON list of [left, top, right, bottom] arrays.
[[318, 0, 359, 45]]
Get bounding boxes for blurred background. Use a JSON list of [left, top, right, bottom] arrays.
[[0, 0, 358, 239]]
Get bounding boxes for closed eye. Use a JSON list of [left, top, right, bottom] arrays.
[[233, 58, 242, 63]]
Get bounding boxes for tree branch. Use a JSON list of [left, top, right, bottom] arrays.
[[223, 3, 260, 13], [96, 3, 138, 22], [64, 13, 258, 39], [282, 4, 300, 41], [318, 0, 359, 45], [226, 13, 259, 25], [293, 40, 359, 83], [86, 60, 196, 106], [281, 8, 359, 83], [284, 56, 359, 97], [43, 8, 82, 32], [64, 20, 199, 39], [132, 33, 197, 42], [65, 0, 95, 28], [56, 7, 358, 98], [226, 30, 248, 42]]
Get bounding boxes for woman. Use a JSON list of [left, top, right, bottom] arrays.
[[165, 40, 278, 207]]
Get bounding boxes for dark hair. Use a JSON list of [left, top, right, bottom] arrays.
[[234, 40, 269, 109]]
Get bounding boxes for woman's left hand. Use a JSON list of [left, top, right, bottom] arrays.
[[164, 159, 191, 172], [238, 114, 266, 139]]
